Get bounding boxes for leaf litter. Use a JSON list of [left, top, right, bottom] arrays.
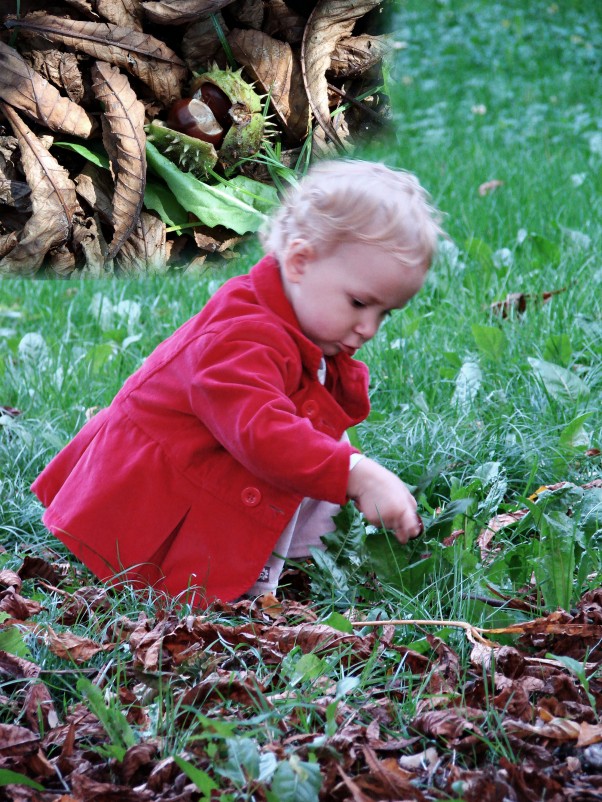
[[2, 546, 602, 801], [0, 0, 393, 276]]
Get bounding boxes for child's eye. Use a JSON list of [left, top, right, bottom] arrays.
[[351, 298, 366, 309]]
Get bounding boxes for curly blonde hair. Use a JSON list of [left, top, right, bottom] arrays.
[[260, 159, 443, 271]]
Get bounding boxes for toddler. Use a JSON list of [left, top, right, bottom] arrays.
[[31, 159, 442, 608]]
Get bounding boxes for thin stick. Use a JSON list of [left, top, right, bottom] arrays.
[[351, 618, 496, 647]]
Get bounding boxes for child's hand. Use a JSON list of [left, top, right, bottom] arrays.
[[347, 458, 423, 544]]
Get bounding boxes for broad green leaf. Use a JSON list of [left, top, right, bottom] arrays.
[[54, 140, 110, 169], [0, 626, 32, 659], [217, 737, 260, 784], [559, 412, 593, 450], [322, 612, 354, 634], [146, 141, 277, 234], [543, 333, 572, 367], [144, 179, 189, 228], [287, 653, 328, 686], [270, 756, 323, 802], [517, 231, 561, 266], [87, 342, 118, 374], [471, 324, 506, 361], [0, 770, 44, 791], [174, 756, 218, 795], [534, 510, 577, 611], [528, 358, 590, 401]]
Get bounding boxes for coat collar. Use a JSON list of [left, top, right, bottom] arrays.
[[249, 253, 370, 414], [250, 253, 325, 377]]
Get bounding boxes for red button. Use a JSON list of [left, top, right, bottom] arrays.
[[301, 400, 319, 419], [241, 487, 261, 507]]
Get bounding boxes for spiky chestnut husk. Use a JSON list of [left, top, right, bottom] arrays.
[[145, 122, 218, 178], [191, 66, 267, 169]]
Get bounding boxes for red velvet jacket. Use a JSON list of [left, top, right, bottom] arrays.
[[31, 254, 370, 605]]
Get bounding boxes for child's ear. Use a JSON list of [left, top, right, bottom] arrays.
[[282, 239, 314, 283]]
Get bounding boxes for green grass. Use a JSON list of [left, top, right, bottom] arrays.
[[0, 0, 601, 795]]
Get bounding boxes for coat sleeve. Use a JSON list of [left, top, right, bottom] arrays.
[[187, 325, 356, 504]]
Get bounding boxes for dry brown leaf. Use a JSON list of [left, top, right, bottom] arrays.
[[0, 650, 41, 680], [263, 0, 306, 45], [478, 178, 504, 196], [63, 0, 143, 29], [116, 210, 167, 273], [91, 60, 146, 257], [182, 13, 229, 72], [75, 163, 115, 222], [577, 721, 602, 747], [0, 104, 78, 276], [0, 232, 19, 258], [0, 40, 96, 138], [0, 723, 40, 757], [504, 716, 582, 742], [99, 0, 144, 30], [45, 626, 116, 663], [302, 0, 382, 146], [0, 568, 22, 591], [6, 13, 187, 106], [23, 682, 60, 733], [22, 47, 86, 105], [489, 287, 567, 317], [411, 708, 485, 741], [141, 0, 235, 25], [228, 27, 310, 141], [192, 222, 242, 253], [330, 34, 392, 78], [0, 178, 31, 210]]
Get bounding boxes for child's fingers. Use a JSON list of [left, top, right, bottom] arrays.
[[393, 511, 424, 544]]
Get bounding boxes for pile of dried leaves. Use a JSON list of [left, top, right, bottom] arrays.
[[2, 547, 602, 801], [0, 0, 392, 278]]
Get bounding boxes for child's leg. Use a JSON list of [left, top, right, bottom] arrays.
[[245, 498, 339, 596]]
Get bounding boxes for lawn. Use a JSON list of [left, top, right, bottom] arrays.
[[1, 1, 601, 800]]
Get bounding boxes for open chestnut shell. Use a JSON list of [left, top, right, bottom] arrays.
[[166, 97, 225, 148]]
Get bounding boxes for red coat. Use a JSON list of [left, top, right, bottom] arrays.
[[31, 254, 370, 605]]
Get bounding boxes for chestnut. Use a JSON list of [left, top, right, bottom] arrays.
[[197, 83, 233, 132], [166, 98, 224, 147]]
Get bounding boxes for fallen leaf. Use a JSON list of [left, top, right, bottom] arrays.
[[0, 41, 96, 138], [228, 27, 310, 141], [329, 34, 392, 78], [115, 210, 167, 273], [302, 0, 382, 146], [26, 47, 86, 105], [0, 104, 78, 275], [6, 12, 187, 106], [90, 60, 147, 257], [411, 708, 485, 740], [478, 179, 504, 196], [89, 0, 144, 30], [0, 569, 22, 591], [577, 721, 602, 747], [489, 286, 567, 316], [0, 723, 40, 757], [45, 626, 116, 663], [141, 0, 235, 25]]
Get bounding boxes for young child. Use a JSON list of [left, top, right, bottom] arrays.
[[31, 159, 442, 608]]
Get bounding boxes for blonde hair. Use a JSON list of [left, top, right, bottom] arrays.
[[261, 159, 443, 271]]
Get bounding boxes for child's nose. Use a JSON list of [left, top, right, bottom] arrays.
[[354, 313, 380, 341]]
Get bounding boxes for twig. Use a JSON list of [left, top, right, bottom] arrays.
[[351, 618, 497, 647], [327, 82, 384, 123]]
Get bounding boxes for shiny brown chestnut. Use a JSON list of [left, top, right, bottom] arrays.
[[166, 98, 224, 147], [197, 83, 233, 132]]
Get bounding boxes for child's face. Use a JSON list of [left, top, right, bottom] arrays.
[[281, 240, 426, 356]]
